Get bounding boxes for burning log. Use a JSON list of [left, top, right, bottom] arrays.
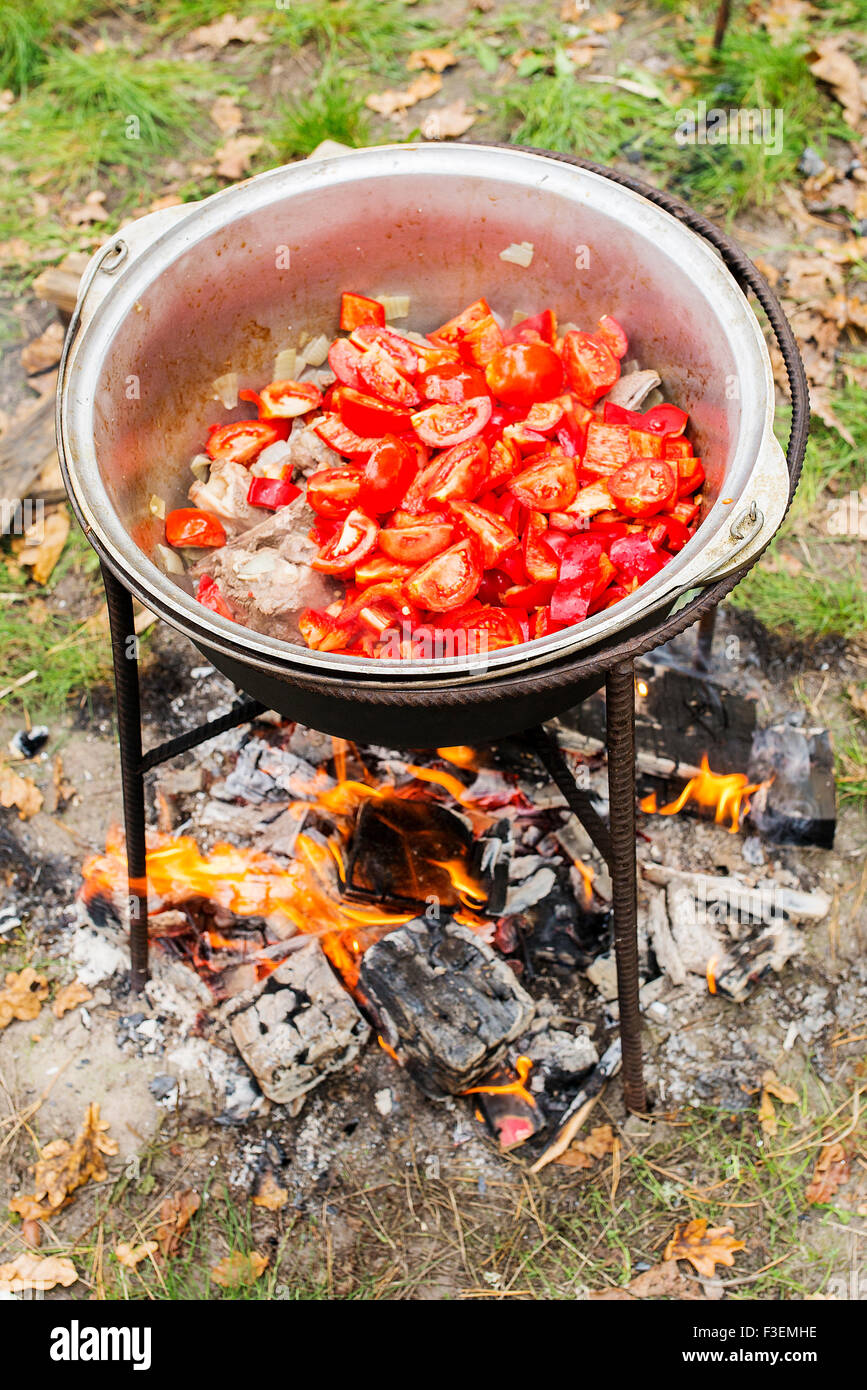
[[641, 864, 830, 924], [230, 939, 370, 1107], [464, 1057, 546, 1150], [746, 725, 836, 849], [359, 918, 535, 1096], [345, 796, 483, 910]]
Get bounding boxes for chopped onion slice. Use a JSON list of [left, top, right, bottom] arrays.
[[212, 371, 238, 409], [273, 347, 297, 380], [499, 241, 534, 267], [155, 543, 184, 574], [510, 308, 530, 327], [190, 453, 210, 482], [301, 333, 329, 367], [148, 494, 166, 519], [382, 294, 410, 320]]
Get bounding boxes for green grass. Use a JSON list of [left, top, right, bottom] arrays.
[[500, 72, 676, 167], [0, 0, 100, 92], [270, 66, 371, 159], [728, 565, 867, 641], [273, 0, 422, 72], [837, 732, 867, 808]]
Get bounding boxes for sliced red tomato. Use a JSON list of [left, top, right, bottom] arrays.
[[607, 458, 677, 519], [411, 397, 492, 448], [581, 421, 632, 478], [328, 338, 366, 390], [485, 343, 563, 409], [379, 519, 454, 565], [306, 466, 362, 517], [510, 453, 578, 512], [664, 436, 693, 459], [486, 437, 522, 489], [448, 500, 518, 568], [240, 380, 322, 419], [562, 331, 620, 405], [609, 533, 670, 584], [313, 414, 381, 457], [670, 498, 701, 526], [406, 538, 483, 613], [450, 605, 525, 651], [312, 509, 379, 574], [502, 579, 555, 609], [206, 419, 287, 464], [357, 344, 421, 407], [504, 308, 557, 346], [503, 422, 548, 452], [522, 511, 560, 584], [676, 455, 705, 496], [338, 387, 413, 437], [428, 298, 493, 347], [247, 476, 301, 510], [459, 314, 505, 368], [166, 509, 226, 548], [355, 554, 415, 587], [558, 395, 595, 454], [340, 292, 385, 331], [299, 608, 353, 652], [426, 438, 489, 505], [357, 435, 417, 514], [418, 362, 489, 404], [196, 574, 233, 619], [596, 315, 628, 359], [647, 515, 692, 553], [567, 481, 613, 518], [349, 325, 419, 376], [524, 399, 565, 434]]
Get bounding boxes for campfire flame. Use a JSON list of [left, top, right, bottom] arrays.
[[436, 746, 479, 770], [706, 955, 719, 995], [462, 1056, 536, 1106], [639, 754, 771, 833]]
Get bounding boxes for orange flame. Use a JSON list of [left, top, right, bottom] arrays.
[[405, 763, 470, 804], [378, 1035, 400, 1062], [436, 746, 478, 770], [706, 955, 719, 995], [462, 1056, 536, 1106], [429, 858, 486, 908], [639, 754, 771, 833]]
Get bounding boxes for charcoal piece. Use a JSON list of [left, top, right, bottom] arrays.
[[470, 817, 512, 916], [346, 796, 476, 909], [523, 874, 611, 972], [230, 939, 369, 1105], [359, 918, 535, 1096], [747, 725, 836, 849], [713, 923, 803, 1003]]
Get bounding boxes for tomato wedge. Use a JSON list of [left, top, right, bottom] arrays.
[[247, 476, 301, 510], [596, 315, 628, 359], [299, 609, 353, 652], [196, 574, 233, 619], [349, 325, 419, 376], [448, 500, 518, 568], [510, 452, 578, 511], [328, 338, 366, 390], [340, 292, 385, 331], [562, 331, 620, 405], [675, 455, 705, 497], [206, 419, 287, 464], [357, 344, 420, 407], [411, 396, 492, 448], [406, 538, 483, 612], [357, 435, 417, 514], [504, 308, 557, 346], [607, 458, 677, 519], [313, 413, 381, 457], [166, 509, 226, 548], [338, 387, 413, 437], [425, 438, 489, 505], [306, 467, 362, 517], [459, 313, 505, 367], [379, 519, 454, 565], [355, 554, 415, 587], [418, 362, 489, 403], [451, 605, 525, 651], [522, 511, 560, 584], [609, 533, 670, 584], [428, 298, 493, 348], [312, 509, 379, 574], [485, 343, 563, 409], [240, 380, 322, 418], [486, 436, 522, 489]]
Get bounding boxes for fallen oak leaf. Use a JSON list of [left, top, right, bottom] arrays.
[[407, 48, 457, 73], [189, 14, 269, 48], [805, 1142, 851, 1205], [0, 1252, 78, 1293], [252, 1170, 289, 1211], [420, 99, 478, 140], [365, 72, 443, 116], [555, 1124, 617, 1167], [589, 11, 624, 31], [115, 1241, 159, 1269], [155, 1189, 201, 1257], [210, 95, 243, 135], [758, 1069, 799, 1135], [9, 1102, 118, 1220], [21, 321, 64, 374], [13, 506, 70, 585], [664, 1218, 746, 1278], [0, 766, 43, 821], [52, 979, 93, 1019], [590, 1259, 705, 1300], [809, 37, 863, 128], [0, 968, 49, 1029], [214, 136, 263, 181], [211, 1250, 269, 1287]]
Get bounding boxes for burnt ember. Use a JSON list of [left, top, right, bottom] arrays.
[[360, 917, 535, 1096], [467, 1058, 547, 1150], [747, 724, 836, 849], [345, 796, 480, 909]]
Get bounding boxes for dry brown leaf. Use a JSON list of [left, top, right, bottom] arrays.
[[53, 754, 75, 812], [0, 1252, 78, 1293], [421, 99, 478, 140], [21, 1219, 42, 1247], [52, 979, 93, 1019], [10, 1103, 118, 1220], [589, 11, 624, 31], [0, 968, 49, 1029], [366, 72, 443, 116], [252, 1171, 289, 1211], [115, 1241, 159, 1269], [590, 1259, 705, 1300], [155, 1189, 201, 1257], [210, 95, 243, 135], [211, 1250, 269, 1287], [809, 38, 864, 128], [189, 14, 268, 48], [752, 0, 813, 42], [0, 766, 43, 821], [21, 321, 64, 374], [566, 44, 599, 68], [407, 48, 457, 73], [805, 1142, 851, 1204], [555, 1123, 617, 1167], [14, 506, 70, 584], [214, 136, 263, 181], [753, 255, 780, 288], [784, 254, 843, 302], [65, 190, 110, 226], [664, 1218, 746, 1278], [758, 1069, 799, 1135]]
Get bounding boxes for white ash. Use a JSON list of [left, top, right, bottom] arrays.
[[374, 1088, 394, 1117], [69, 916, 127, 987], [518, 1026, 599, 1086], [503, 866, 557, 914], [585, 950, 619, 1001]]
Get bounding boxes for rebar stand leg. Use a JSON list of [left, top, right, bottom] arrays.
[[101, 564, 149, 993], [695, 607, 717, 672], [605, 660, 646, 1113], [524, 725, 613, 867]]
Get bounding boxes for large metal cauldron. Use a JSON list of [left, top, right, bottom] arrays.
[[58, 145, 806, 745]]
